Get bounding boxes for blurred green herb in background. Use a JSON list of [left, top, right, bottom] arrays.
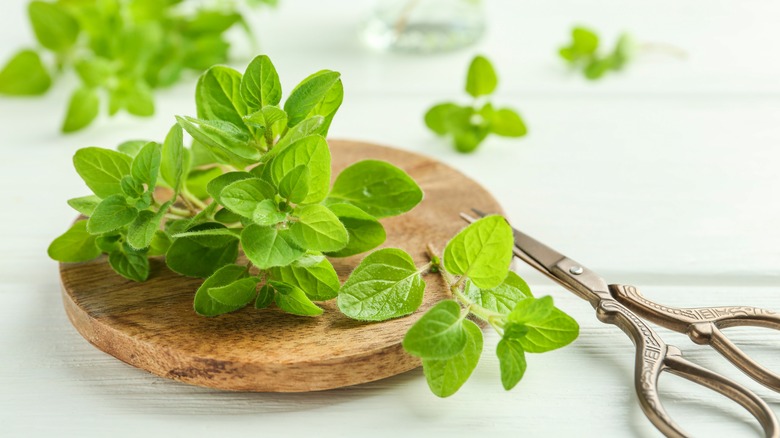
[[0, 0, 277, 133], [424, 55, 527, 154], [558, 26, 635, 80]]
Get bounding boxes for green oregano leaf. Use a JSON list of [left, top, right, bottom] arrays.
[[422, 319, 483, 397], [403, 300, 467, 359], [462, 271, 532, 314], [270, 255, 340, 301], [67, 195, 101, 216], [270, 281, 323, 316], [240, 54, 281, 112], [73, 147, 132, 198], [108, 247, 149, 282], [194, 264, 251, 316], [496, 338, 527, 390], [241, 223, 305, 269], [443, 215, 514, 289], [289, 204, 349, 252], [324, 203, 386, 258], [0, 49, 51, 95], [87, 194, 138, 234], [131, 142, 162, 188], [338, 248, 425, 321], [465, 55, 497, 98], [62, 87, 100, 133], [328, 160, 423, 218], [48, 220, 101, 263]]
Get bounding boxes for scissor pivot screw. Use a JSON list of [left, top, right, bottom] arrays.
[[569, 266, 584, 275]]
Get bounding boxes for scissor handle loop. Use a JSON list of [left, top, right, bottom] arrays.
[[597, 299, 779, 438], [611, 284, 780, 392]]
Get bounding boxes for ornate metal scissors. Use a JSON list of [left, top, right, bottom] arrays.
[[464, 210, 780, 438]]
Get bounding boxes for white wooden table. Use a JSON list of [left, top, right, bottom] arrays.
[[1, 1, 779, 436]]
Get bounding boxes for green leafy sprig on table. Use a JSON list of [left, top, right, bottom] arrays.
[[338, 215, 579, 396], [48, 54, 424, 317], [558, 27, 635, 80], [0, 0, 277, 133], [424, 55, 527, 153]]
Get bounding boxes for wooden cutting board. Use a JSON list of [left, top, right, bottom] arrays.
[[59, 139, 504, 392]]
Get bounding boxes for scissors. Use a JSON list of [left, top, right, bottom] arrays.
[[463, 210, 780, 438]]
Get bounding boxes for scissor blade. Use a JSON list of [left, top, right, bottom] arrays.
[[460, 210, 566, 275]]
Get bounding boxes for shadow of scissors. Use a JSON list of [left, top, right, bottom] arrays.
[[464, 210, 780, 438]]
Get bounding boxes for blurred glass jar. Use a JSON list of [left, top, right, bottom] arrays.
[[361, 0, 485, 53]]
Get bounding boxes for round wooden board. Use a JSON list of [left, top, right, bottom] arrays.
[[60, 139, 504, 392]]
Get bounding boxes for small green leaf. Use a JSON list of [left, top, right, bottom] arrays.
[[462, 271, 532, 314], [108, 248, 149, 282], [328, 160, 423, 219], [289, 204, 348, 252], [491, 108, 527, 138], [611, 33, 636, 70], [175, 115, 257, 168], [206, 171, 254, 204], [270, 255, 340, 301], [117, 140, 148, 158], [87, 194, 138, 234], [67, 195, 101, 216], [241, 223, 305, 269], [240, 55, 282, 112], [196, 65, 247, 129], [284, 70, 342, 133], [278, 165, 310, 204], [324, 204, 386, 258], [0, 49, 51, 95], [338, 248, 425, 321], [572, 27, 600, 55], [160, 124, 184, 194], [496, 338, 527, 390], [269, 135, 330, 204], [270, 281, 323, 316], [208, 277, 258, 308], [465, 55, 497, 98], [424, 103, 458, 135], [28, 1, 79, 52], [48, 220, 101, 263], [255, 284, 275, 309], [252, 199, 287, 226], [403, 300, 467, 359], [194, 264, 250, 316], [131, 142, 162, 188], [219, 177, 275, 217], [272, 116, 324, 153], [62, 87, 100, 133], [73, 147, 133, 198], [120, 176, 143, 198], [443, 215, 513, 289], [166, 223, 239, 278], [508, 297, 579, 353], [584, 58, 613, 80], [422, 319, 483, 397], [127, 202, 170, 249]]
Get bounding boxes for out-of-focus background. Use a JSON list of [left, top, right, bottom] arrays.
[[1, 1, 779, 436]]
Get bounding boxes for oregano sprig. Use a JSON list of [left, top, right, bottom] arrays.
[[0, 0, 277, 133], [48, 54, 424, 318], [338, 215, 579, 396], [424, 55, 527, 153], [558, 27, 636, 80]]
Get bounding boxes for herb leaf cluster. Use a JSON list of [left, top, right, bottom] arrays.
[[0, 0, 277, 133], [338, 215, 579, 396], [48, 54, 424, 318], [424, 55, 527, 153], [559, 27, 635, 80]]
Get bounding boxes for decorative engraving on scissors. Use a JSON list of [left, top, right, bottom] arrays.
[[618, 285, 775, 320]]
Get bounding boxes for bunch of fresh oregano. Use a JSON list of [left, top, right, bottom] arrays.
[[49, 54, 578, 396], [340, 215, 578, 395], [0, 0, 276, 132], [558, 27, 635, 80], [425, 55, 527, 153]]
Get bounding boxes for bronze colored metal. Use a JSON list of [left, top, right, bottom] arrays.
[[462, 211, 780, 438]]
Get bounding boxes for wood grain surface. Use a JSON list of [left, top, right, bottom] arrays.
[[59, 139, 504, 392]]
